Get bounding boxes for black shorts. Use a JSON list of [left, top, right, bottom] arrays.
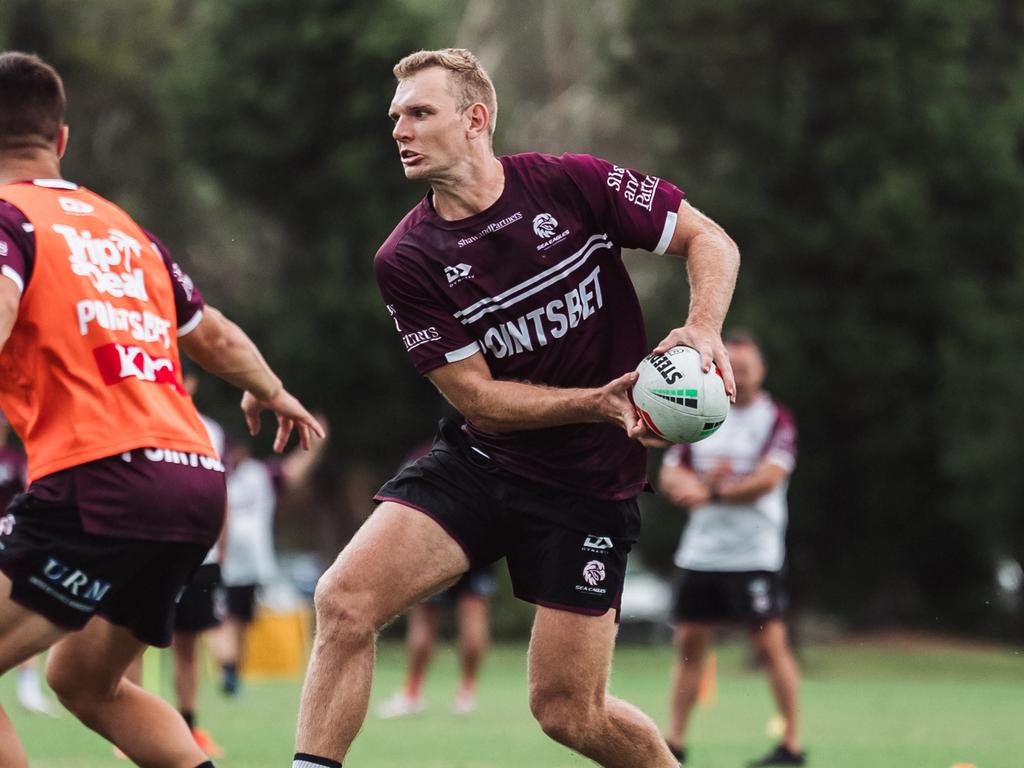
[[424, 566, 497, 606], [174, 562, 223, 633], [224, 584, 257, 623], [0, 493, 209, 647], [375, 419, 641, 618], [671, 568, 788, 626]]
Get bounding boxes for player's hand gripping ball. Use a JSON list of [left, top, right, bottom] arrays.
[[632, 345, 729, 443]]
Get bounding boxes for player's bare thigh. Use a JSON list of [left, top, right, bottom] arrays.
[[0, 572, 67, 673], [528, 605, 619, 706], [317, 500, 471, 629]]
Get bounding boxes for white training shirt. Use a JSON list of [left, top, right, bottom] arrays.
[[221, 457, 279, 586], [665, 393, 797, 572]]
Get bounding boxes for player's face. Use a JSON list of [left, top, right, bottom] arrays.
[[726, 342, 765, 402], [389, 68, 469, 181]]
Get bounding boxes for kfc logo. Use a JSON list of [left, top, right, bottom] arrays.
[[93, 343, 184, 394]]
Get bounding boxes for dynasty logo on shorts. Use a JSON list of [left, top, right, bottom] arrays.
[[27, 557, 112, 613], [575, 559, 608, 595], [582, 534, 614, 553]]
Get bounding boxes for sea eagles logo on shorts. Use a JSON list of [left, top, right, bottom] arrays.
[[533, 213, 559, 239], [582, 560, 606, 587], [0, 514, 14, 537]]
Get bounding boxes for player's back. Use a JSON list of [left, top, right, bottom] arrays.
[[0, 180, 213, 482]]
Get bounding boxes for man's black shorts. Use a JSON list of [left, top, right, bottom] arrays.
[[374, 419, 641, 618], [671, 568, 788, 626], [224, 584, 257, 623], [0, 493, 210, 647], [174, 562, 223, 633]]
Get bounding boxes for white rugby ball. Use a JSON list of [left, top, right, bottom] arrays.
[[632, 345, 729, 443]]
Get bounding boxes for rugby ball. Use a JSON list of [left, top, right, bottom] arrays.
[[632, 345, 729, 443]]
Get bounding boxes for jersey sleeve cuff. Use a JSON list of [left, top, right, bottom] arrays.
[[765, 451, 796, 473], [444, 340, 482, 364], [177, 309, 204, 337], [653, 210, 678, 255]]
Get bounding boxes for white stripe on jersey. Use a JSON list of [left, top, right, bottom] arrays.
[[456, 237, 614, 325], [453, 233, 609, 321], [1, 265, 24, 294], [654, 210, 678, 255]]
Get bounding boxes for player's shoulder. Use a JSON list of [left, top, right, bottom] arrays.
[[763, 394, 796, 429], [504, 150, 605, 181], [374, 197, 435, 268]]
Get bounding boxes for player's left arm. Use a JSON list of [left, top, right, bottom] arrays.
[[0, 277, 18, 352], [710, 458, 790, 504], [654, 200, 741, 399]]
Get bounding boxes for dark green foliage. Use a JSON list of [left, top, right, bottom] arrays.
[[617, 0, 1024, 632]]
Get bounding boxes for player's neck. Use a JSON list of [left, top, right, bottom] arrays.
[[733, 389, 762, 408], [0, 151, 62, 186], [430, 156, 504, 221]]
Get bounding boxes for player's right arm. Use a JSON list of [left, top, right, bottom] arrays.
[[426, 352, 644, 437], [178, 307, 324, 452]]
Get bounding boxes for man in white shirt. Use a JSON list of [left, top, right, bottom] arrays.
[[659, 331, 804, 767]]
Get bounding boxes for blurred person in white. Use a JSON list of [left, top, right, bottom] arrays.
[[660, 331, 804, 767], [217, 421, 327, 696]]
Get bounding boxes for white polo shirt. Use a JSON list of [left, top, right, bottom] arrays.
[[665, 393, 797, 572]]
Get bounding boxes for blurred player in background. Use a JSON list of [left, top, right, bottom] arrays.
[[0, 51, 322, 768], [659, 331, 804, 766], [377, 438, 494, 719], [293, 48, 739, 768], [217, 418, 328, 697], [1, 412, 57, 717], [118, 365, 229, 759]]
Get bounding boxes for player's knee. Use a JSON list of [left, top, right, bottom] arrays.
[[312, 572, 375, 646], [674, 627, 710, 662], [529, 688, 598, 748], [47, 663, 110, 712]]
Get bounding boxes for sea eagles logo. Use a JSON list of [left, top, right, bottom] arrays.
[[582, 560, 606, 587], [532, 213, 558, 239]]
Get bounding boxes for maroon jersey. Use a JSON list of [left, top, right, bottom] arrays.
[[0, 444, 27, 511], [0, 189, 221, 543], [375, 153, 685, 499]]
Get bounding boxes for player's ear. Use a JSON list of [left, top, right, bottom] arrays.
[[465, 102, 490, 140], [55, 125, 69, 159]]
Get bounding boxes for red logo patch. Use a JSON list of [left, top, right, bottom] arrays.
[[93, 343, 184, 394]]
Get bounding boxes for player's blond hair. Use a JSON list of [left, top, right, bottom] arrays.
[[393, 48, 497, 137]]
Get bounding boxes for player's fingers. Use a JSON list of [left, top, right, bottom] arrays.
[[242, 401, 261, 437], [652, 331, 678, 355], [297, 422, 312, 451], [303, 413, 326, 440], [623, 405, 643, 438], [274, 416, 295, 453], [612, 370, 640, 392], [711, 342, 736, 400]]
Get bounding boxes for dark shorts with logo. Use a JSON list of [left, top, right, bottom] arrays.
[[375, 419, 641, 619], [671, 568, 788, 626], [424, 565, 497, 606], [174, 562, 223, 633], [0, 493, 217, 647]]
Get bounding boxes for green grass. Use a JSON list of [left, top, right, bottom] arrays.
[[3, 639, 1023, 767]]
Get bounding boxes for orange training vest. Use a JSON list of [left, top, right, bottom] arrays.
[[0, 180, 214, 482]]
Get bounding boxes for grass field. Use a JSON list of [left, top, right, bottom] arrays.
[[3, 638, 1023, 768]]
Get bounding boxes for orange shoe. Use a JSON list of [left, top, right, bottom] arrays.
[[192, 727, 225, 758]]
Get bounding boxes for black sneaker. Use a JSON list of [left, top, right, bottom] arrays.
[[747, 744, 806, 766], [665, 740, 686, 764]]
